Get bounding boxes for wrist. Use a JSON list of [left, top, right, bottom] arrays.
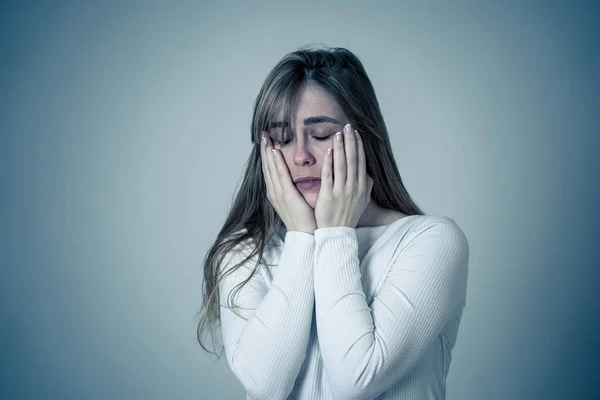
[[288, 225, 316, 235]]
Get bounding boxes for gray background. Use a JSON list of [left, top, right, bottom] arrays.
[[1, 1, 598, 399]]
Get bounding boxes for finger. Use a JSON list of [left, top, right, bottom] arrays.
[[260, 132, 274, 197], [356, 130, 366, 192], [266, 142, 284, 196], [263, 134, 283, 199], [271, 147, 295, 193], [333, 130, 346, 192], [320, 147, 333, 193], [344, 124, 358, 186]]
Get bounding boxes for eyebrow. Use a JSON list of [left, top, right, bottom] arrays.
[[303, 116, 341, 125], [269, 115, 341, 129]]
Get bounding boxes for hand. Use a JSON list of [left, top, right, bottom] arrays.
[[314, 124, 374, 229], [260, 132, 317, 235]]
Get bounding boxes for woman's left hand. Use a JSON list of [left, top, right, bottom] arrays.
[[315, 124, 374, 229]]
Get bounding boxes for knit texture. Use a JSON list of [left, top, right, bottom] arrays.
[[218, 215, 469, 400]]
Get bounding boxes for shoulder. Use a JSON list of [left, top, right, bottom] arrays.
[[404, 214, 467, 236], [218, 229, 282, 276], [216, 229, 257, 274], [394, 214, 469, 255]]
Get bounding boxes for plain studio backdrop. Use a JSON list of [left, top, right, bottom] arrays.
[[1, 1, 598, 399]]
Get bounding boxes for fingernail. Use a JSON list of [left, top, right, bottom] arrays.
[[327, 148, 332, 156], [336, 132, 342, 141], [344, 124, 351, 134], [271, 149, 277, 156]]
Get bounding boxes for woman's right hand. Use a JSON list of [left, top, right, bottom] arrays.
[[260, 132, 317, 235]]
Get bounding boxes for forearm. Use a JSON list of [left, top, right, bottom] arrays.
[[223, 232, 315, 399], [313, 220, 469, 399], [313, 227, 377, 399]]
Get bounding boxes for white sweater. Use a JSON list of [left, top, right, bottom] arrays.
[[218, 215, 469, 400]]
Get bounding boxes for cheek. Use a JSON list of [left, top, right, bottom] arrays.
[[315, 147, 329, 167], [279, 150, 293, 167]]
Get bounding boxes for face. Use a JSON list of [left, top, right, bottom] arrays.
[[269, 83, 349, 209]]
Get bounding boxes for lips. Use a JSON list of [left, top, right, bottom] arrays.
[[294, 176, 321, 184], [295, 178, 321, 190]]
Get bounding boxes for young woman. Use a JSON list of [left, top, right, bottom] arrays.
[[198, 46, 469, 400]]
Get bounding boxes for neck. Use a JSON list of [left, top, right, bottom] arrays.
[[356, 199, 386, 228]]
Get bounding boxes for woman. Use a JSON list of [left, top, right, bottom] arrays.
[[197, 46, 469, 400]]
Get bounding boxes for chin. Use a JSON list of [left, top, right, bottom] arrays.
[[303, 194, 318, 209]]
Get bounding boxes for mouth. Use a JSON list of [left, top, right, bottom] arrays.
[[295, 179, 321, 190]]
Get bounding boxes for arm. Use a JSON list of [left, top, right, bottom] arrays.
[[219, 231, 315, 400], [313, 218, 469, 400]]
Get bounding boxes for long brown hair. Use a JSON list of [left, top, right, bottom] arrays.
[[197, 45, 423, 357]]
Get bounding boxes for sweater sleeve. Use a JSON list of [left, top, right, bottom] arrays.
[[218, 231, 315, 400], [313, 217, 469, 400]]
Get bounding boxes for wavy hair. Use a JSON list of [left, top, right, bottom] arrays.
[[197, 45, 423, 356]]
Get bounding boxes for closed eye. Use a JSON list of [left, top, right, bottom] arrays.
[[274, 134, 333, 147], [273, 139, 292, 146]]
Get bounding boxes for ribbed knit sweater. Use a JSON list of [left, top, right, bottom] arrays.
[[218, 215, 469, 400]]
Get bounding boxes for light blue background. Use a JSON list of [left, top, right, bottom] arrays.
[[1, 1, 598, 399]]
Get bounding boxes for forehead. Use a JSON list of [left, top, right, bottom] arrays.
[[293, 84, 345, 122], [267, 83, 347, 133]]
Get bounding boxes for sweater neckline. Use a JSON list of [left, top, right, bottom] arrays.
[[352, 215, 418, 248], [355, 214, 417, 231], [277, 215, 419, 241]]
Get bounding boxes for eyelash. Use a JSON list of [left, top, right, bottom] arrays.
[[274, 135, 332, 146]]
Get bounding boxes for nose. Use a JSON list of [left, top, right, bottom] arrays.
[[293, 136, 315, 166]]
